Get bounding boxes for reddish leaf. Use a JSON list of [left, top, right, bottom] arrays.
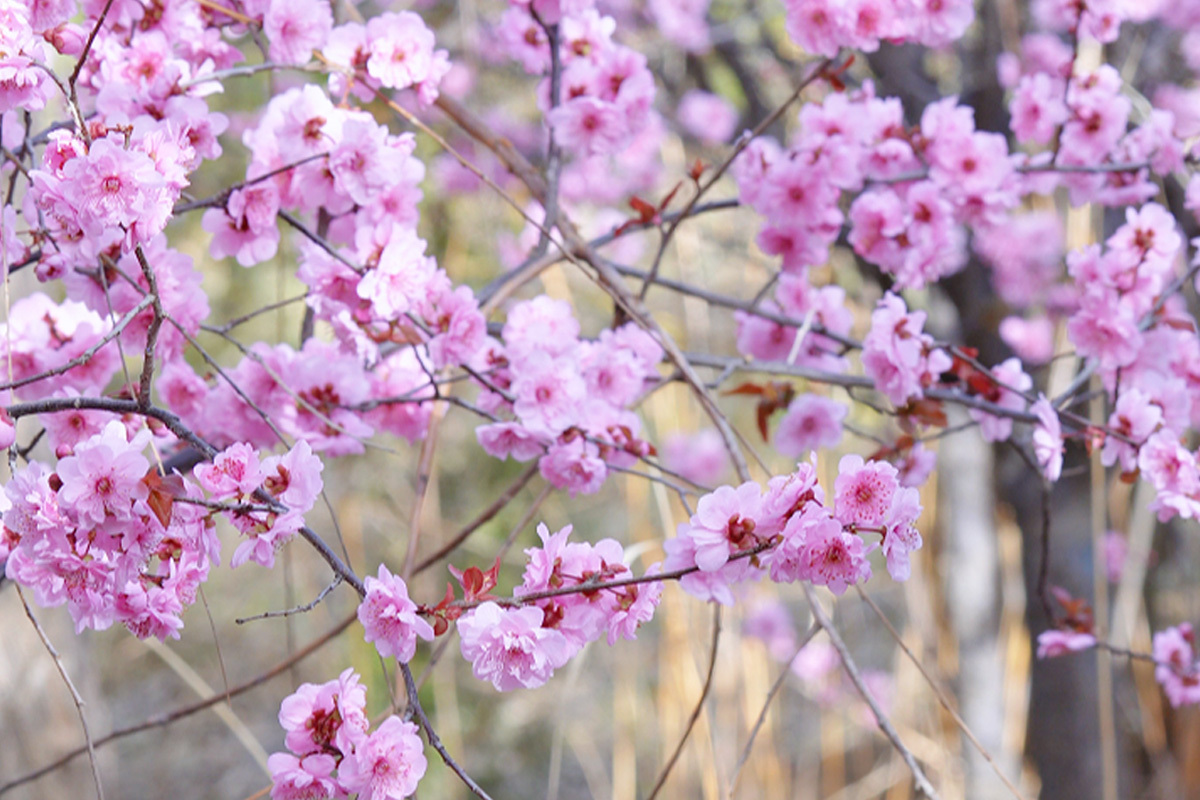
[[722, 381, 767, 397], [689, 158, 706, 182]]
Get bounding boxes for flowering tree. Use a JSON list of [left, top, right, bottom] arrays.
[[4, 0, 1200, 797]]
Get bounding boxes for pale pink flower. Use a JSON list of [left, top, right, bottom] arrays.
[[263, 0, 332, 65], [968, 357, 1033, 443], [662, 429, 729, 487], [606, 565, 663, 645], [338, 716, 427, 800], [1031, 395, 1064, 483], [797, 510, 872, 595], [677, 90, 737, 144], [881, 486, 922, 581], [538, 439, 608, 497], [1036, 629, 1098, 659], [457, 601, 573, 691], [476, 422, 547, 462], [774, 395, 847, 457], [195, 442, 264, 500], [548, 96, 628, 156], [833, 455, 899, 528], [1102, 389, 1163, 473], [56, 421, 150, 525], [684, 481, 764, 572], [260, 440, 325, 513], [267, 752, 337, 800], [1153, 625, 1200, 707], [359, 565, 435, 663]]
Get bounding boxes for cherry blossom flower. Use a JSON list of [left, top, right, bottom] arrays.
[[457, 601, 573, 691], [267, 752, 338, 800], [337, 716, 428, 800], [1036, 629, 1098, 659], [774, 394, 847, 457], [194, 442, 264, 500], [359, 565, 435, 662], [278, 667, 369, 757], [1153, 625, 1200, 707], [1031, 395, 1064, 483], [833, 455, 899, 528]]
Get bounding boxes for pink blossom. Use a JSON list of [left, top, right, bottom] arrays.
[[683, 481, 764, 572], [833, 455, 899, 528], [359, 565, 435, 662], [1031, 395, 1064, 483], [261, 441, 325, 513], [1153, 625, 1200, 707], [56, 421, 150, 526], [606, 565, 663, 645], [202, 182, 281, 267], [880, 486, 922, 581], [789, 506, 872, 595], [1101, 389, 1163, 473], [662, 527, 760, 605], [662, 429, 729, 487], [861, 292, 950, 407], [549, 96, 628, 156], [1009, 72, 1068, 145], [278, 667, 369, 757], [774, 394, 847, 457], [365, 11, 449, 103], [895, 442, 937, 488], [457, 601, 574, 691], [476, 422, 547, 462], [338, 716, 428, 800], [511, 352, 586, 436], [263, 0, 332, 65], [968, 357, 1032, 443], [1036, 629, 1097, 659], [194, 442, 264, 500], [267, 752, 338, 800], [677, 90, 737, 145], [538, 438, 607, 497]]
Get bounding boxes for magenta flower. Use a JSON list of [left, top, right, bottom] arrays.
[[358, 565, 435, 663], [337, 716, 428, 800]]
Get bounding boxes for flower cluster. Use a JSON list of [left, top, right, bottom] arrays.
[[456, 523, 662, 691], [664, 454, 922, 604], [4, 422, 218, 640], [474, 296, 662, 496], [269, 668, 427, 800], [783, 0, 975, 56], [194, 440, 325, 569], [734, 273, 853, 371], [861, 292, 951, 408]]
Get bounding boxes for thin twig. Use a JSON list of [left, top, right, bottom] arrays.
[[726, 622, 821, 797], [646, 607, 722, 800], [15, 586, 106, 800], [802, 583, 941, 799], [235, 575, 345, 624], [856, 587, 1029, 800]]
